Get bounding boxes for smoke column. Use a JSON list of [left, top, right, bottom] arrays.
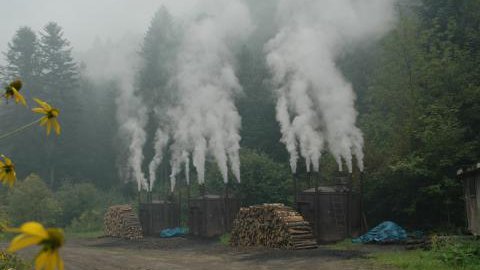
[[116, 74, 149, 191], [81, 36, 149, 191], [169, 0, 252, 189], [266, 0, 395, 173], [148, 128, 169, 191]]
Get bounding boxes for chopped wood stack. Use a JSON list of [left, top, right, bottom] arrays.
[[104, 205, 143, 240], [230, 203, 317, 250]]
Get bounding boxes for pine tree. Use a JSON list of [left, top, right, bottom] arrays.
[[1, 27, 48, 184], [3, 27, 41, 86], [137, 7, 179, 190], [39, 22, 78, 97], [37, 22, 79, 187], [137, 6, 178, 108]]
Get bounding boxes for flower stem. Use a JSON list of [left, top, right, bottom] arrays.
[[0, 118, 42, 141]]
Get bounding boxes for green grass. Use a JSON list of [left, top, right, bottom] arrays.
[[65, 230, 104, 239], [330, 239, 356, 250], [372, 250, 450, 270], [0, 251, 31, 270], [219, 233, 231, 246], [372, 243, 480, 270]]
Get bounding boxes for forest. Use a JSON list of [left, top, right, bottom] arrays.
[[0, 0, 479, 269]]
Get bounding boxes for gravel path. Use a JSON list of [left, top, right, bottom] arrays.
[[20, 237, 394, 270]]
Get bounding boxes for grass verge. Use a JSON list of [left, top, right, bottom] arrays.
[[372, 250, 450, 270], [219, 233, 231, 246]]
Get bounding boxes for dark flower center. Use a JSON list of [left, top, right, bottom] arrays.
[[4, 165, 12, 174]]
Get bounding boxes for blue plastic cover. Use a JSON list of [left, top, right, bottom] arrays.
[[160, 227, 189, 238], [352, 221, 407, 244]]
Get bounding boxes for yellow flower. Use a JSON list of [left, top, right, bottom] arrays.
[[3, 80, 26, 106], [7, 222, 64, 270], [0, 155, 16, 187], [32, 98, 61, 135]]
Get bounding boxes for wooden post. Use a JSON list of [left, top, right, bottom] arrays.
[[360, 171, 368, 232], [187, 182, 191, 208], [200, 183, 207, 236], [224, 182, 229, 232], [293, 172, 298, 207], [314, 171, 320, 238], [308, 171, 312, 188], [178, 187, 182, 227], [347, 173, 353, 237]]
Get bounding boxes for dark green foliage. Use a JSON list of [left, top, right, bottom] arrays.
[[67, 209, 104, 232], [39, 22, 78, 92], [236, 149, 293, 205], [203, 149, 292, 206], [236, 46, 286, 160], [0, 251, 31, 270], [4, 174, 128, 230], [432, 238, 480, 268], [71, 79, 118, 188], [137, 6, 177, 107], [136, 7, 179, 183], [3, 27, 41, 83], [359, 1, 480, 228], [56, 182, 100, 227], [7, 174, 62, 226]]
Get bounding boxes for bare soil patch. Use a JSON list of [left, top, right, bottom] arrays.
[[20, 237, 396, 269]]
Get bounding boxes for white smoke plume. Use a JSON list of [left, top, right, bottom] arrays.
[[266, 0, 395, 173], [169, 0, 252, 189], [113, 73, 149, 191], [80, 35, 150, 191], [116, 77, 149, 191], [148, 128, 169, 191]]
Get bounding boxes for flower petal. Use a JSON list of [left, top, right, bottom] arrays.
[[46, 121, 52, 136], [35, 251, 48, 270], [39, 117, 48, 126], [45, 251, 55, 270], [6, 173, 15, 187], [56, 252, 64, 270], [33, 98, 51, 111], [3, 156, 12, 166], [53, 120, 61, 135], [19, 222, 49, 238], [7, 234, 43, 252], [32, 108, 47, 114], [12, 88, 26, 106]]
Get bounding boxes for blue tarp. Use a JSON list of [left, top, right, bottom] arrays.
[[160, 227, 188, 238], [352, 221, 407, 244]]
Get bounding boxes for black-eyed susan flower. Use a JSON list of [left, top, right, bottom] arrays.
[[32, 98, 61, 136], [0, 155, 16, 187], [7, 222, 64, 270], [3, 80, 26, 106]]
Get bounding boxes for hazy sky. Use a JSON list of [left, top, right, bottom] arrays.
[[0, 0, 197, 62]]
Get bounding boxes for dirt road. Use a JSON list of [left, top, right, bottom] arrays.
[[21, 237, 391, 270]]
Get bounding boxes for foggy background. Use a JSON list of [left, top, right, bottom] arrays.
[[0, 0, 196, 61]]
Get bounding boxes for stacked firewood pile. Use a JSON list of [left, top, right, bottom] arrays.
[[104, 205, 143, 240], [230, 203, 317, 250]]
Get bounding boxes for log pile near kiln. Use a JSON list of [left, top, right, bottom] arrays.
[[104, 205, 143, 240], [230, 203, 317, 250]]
